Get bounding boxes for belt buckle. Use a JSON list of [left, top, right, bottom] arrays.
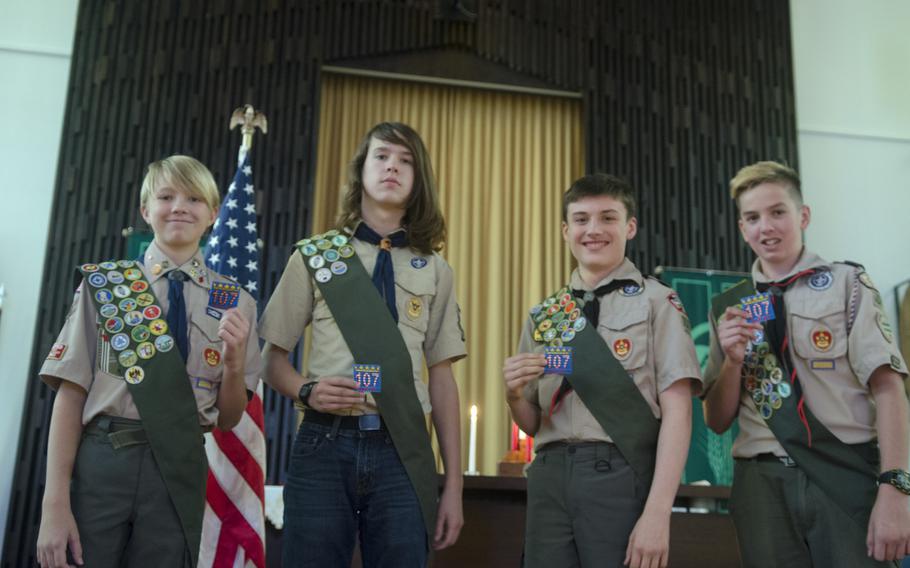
[[779, 456, 796, 467], [359, 415, 381, 431]]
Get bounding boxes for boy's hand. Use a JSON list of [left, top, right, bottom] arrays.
[[624, 508, 669, 568], [433, 484, 464, 550], [502, 353, 547, 402], [717, 307, 762, 365], [866, 485, 910, 561], [308, 377, 364, 412], [37, 505, 83, 568], [218, 308, 250, 373]]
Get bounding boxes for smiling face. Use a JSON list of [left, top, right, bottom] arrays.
[[562, 195, 637, 281], [141, 180, 217, 256], [360, 136, 415, 213], [737, 181, 810, 276]]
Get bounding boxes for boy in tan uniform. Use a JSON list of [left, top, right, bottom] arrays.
[[37, 156, 261, 568], [260, 122, 466, 567], [503, 174, 702, 568], [703, 161, 910, 567]]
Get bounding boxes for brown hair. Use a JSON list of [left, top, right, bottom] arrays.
[[562, 173, 637, 221], [729, 161, 802, 208], [335, 122, 446, 254]]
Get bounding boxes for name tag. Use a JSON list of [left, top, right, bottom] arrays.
[[353, 364, 382, 393], [740, 293, 775, 323], [544, 346, 574, 375]]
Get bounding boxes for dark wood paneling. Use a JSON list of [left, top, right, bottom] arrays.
[[4, 1, 795, 565]]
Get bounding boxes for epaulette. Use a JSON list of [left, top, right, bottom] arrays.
[[836, 260, 865, 270], [645, 274, 671, 289]]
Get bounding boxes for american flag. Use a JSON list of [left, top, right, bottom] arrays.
[[200, 147, 266, 568]]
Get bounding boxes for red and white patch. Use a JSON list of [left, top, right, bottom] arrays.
[[47, 343, 68, 360], [667, 292, 686, 314], [613, 338, 632, 360]]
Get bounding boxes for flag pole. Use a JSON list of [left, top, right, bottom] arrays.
[[229, 104, 268, 153]]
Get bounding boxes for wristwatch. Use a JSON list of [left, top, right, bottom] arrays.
[[878, 469, 910, 495], [298, 381, 316, 407]]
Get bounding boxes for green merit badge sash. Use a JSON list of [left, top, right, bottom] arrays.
[[530, 287, 660, 483], [713, 279, 878, 529], [296, 231, 439, 539], [79, 260, 206, 566]]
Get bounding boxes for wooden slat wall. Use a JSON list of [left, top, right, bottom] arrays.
[[3, 0, 796, 565]]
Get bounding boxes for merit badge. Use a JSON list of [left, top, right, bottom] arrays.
[[330, 261, 348, 276], [323, 249, 340, 263], [309, 255, 326, 270], [613, 338, 632, 360], [130, 280, 149, 293], [332, 234, 349, 247], [107, 271, 125, 284], [118, 298, 138, 312], [314, 268, 332, 283], [808, 271, 833, 291], [149, 319, 168, 336], [301, 244, 318, 256], [99, 303, 119, 318], [117, 260, 135, 268], [99, 261, 118, 270], [47, 343, 67, 360], [206, 307, 223, 320], [563, 300, 576, 314], [204, 348, 221, 366], [411, 257, 428, 269], [81, 263, 99, 272], [811, 359, 835, 371], [136, 342, 156, 360], [123, 268, 142, 281], [209, 281, 241, 310], [530, 304, 543, 316], [324, 229, 340, 236], [556, 320, 571, 333], [777, 382, 792, 398], [573, 317, 587, 333], [740, 293, 775, 323], [338, 245, 355, 258], [118, 350, 138, 368], [143, 305, 162, 320], [316, 239, 332, 250], [155, 334, 174, 353], [544, 346, 574, 375], [543, 328, 558, 342], [667, 292, 686, 313], [353, 364, 382, 393], [538, 319, 553, 332], [407, 297, 422, 320], [112, 285, 131, 299], [811, 329, 833, 352], [123, 311, 144, 327], [111, 333, 130, 351], [560, 329, 576, 342], [621, 284, 642, 296], [751, 329, 765, 345], [194, 377, 215, 392], [104, 317, 125, 333], [88, 273, 108, 288], [568, 308, 581, 322], [546, 304, 560, 316], [124, 365, 145, 384], [131, 325, 151, 343], [769, 367, 784, 383], [135, 293, 154, 307]]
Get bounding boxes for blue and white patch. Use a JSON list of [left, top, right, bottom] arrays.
[[88, 273, 108, 288], [620, 284, 642, 296], [410, 257, 428, 269], [111, 333, 130, 351], [330, 261, 348, 276], [106, 271, 125, 285], [206, 307, 223, 320], [808, 270, 833, 291]]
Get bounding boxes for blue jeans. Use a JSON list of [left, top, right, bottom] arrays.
[[282, 420, 428, 568]]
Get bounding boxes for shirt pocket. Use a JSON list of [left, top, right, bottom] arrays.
[[789, 297, 847, 359], [598, 304, 650, 372], [395, 269, 436, 336], [189, 311, 224, 381]]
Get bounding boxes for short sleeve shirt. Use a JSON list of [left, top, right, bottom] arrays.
[[39, 242, 262, 427], [519, 259, 703, 446], [258, 226, 467, 415], [703, 249, 908, 458]]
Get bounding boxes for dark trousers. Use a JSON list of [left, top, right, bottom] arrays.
[[524, 441, 646, 568], [282, 420, 427, 568], [731, 457, 899, 568], [71, 416, 190, 567]]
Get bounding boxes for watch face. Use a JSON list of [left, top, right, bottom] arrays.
[[895, 471, 910, 493]]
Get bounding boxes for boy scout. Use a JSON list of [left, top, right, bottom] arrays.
[[260, 122, 466, 567], [503, 173, 701, 568], [702, 161, 910, 567], [37, 155, 261, 568]]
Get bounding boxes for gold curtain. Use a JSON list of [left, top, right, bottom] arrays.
[[312, 72, 584, 475]]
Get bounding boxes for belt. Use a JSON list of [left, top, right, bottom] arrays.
[[85, 415, 148, 449], [303, 409, 385, 431], [536, 440, 616, 453], [752, 453, 798, 467]]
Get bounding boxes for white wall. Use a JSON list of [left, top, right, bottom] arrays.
[[791, 0, 910, 328], [0, 0, 77, 551]]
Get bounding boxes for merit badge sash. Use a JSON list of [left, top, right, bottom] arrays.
[[296, 231, 439, 540], [79, 260, 206, 566], [712, 279, 878, 529], [530, 287, 660, 483]]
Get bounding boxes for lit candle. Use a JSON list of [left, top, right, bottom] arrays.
[[467, 404, 478, 475]]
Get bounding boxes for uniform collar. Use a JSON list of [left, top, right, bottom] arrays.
[[142, 241, 210, 288], [752, 248, 831, 284], [569, 258, 643, 291], [349, 220, 408, 241]]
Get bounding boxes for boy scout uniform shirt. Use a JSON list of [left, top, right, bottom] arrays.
[[40, 242, 262, 427], [258, 230, 467, 415], [703, 249, 908, 458], [520, 259, 703, 447]]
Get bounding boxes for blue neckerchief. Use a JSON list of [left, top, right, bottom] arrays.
[[353, 223, 409, 323], [166, 270, 189, 362]]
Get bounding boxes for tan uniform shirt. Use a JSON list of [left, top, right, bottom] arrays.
[[40, 242, 262, 427], [704, 249, 908, 458], [520, 259, 703, 446], [258, 228, 467, 415]]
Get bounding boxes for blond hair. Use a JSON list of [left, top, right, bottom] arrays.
[[729, 161, 802, 208], [140, 155, 220, 212]]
